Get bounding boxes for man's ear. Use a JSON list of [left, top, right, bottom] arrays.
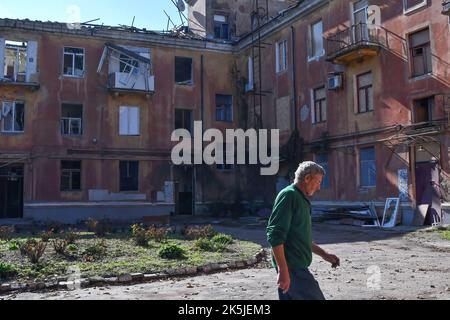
[[304, 174, 312, 183]]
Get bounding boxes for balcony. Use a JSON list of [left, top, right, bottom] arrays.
[[108, 72, 155, 93], [326, 23, 388, 65], [443, 1, 450, 15]]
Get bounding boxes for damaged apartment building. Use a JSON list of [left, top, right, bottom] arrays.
[[0, 0, 449, 225]]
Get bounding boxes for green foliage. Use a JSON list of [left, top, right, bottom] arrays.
[[158, 243, 186, 260], [193, 237, 226, 252], [211, 233, 233, 246], [83, 239, 107, 261], [441, 230, 450, 241], [0, 262, 17, 279], [131, 224, 149, 246], [8, 240, 20, 251]]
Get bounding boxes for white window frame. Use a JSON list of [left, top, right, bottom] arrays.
[[119, 106, 140, 136], [4, 41, 27, 82], [1, 101, 25, 133], [403, 0, 427, 14], [61, 117, 82, 135], [63, 47, 85, 77], [308, 20, 325, 61], [276, 40, 288, 74]]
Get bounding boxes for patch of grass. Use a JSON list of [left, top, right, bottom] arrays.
[[0, 262, 18, 279], [440, 230, 450, 241], [158, 242, 186, 260]]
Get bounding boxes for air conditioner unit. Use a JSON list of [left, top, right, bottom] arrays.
[[327, 74, 343, 90]]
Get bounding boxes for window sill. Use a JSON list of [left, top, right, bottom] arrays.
[[312, 121, 327, 125], [1, 131, 25, 135], [61, 190, 82, 193], [119, 134, 141, 137], [410, 72, 433, 81], [62, 134, 83, 138], [63, 74, 85, 79], [175, 82, 194, 86], [403, 2, 428, 15], [356, 110, 374, 115], [307, 53, 325, 63]]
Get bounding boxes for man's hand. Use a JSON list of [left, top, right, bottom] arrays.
[[277, 269, 290, 294], [323, 253, 340, 268]]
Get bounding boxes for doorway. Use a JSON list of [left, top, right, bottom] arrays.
[[0, 164, 24, 219]]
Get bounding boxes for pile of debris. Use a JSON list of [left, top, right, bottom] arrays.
[[313, 203, 381, 227]]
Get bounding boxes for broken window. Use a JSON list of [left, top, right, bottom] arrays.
[[61, 104, 83, 135], [119, 106, 140, 136], [63, 47, 85, 77], [61, 161, 81, 191], [1, 101, 24, 133], [414, 96, 434, 124], [316, 153, 329, 189], [276, 40, 288, 73], [214, 15, 230, 40], [313, 86, 327, 123], [119, 54, 139, 73], [215, 94, 233, 122], [409, 28, 432, 77], [310, 20, 324, 58], [357, 71, 373, 113], [360, 147, 376, 187], [175, 109, 193, 134], [175, 57, 193, 85], [4, 40, 27, 82], [120, 161, 139, 191]]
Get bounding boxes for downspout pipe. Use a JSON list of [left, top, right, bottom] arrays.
[[291, 26, 298, 131]]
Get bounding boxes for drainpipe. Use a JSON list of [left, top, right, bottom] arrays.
[[290, 26, 298, 131]]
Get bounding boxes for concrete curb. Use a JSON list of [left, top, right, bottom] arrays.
[[0, 249, 267, 296]]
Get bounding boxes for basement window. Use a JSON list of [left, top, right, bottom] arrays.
[[175, 57, 193, 85], [61, 104, 83, 135], [1, 101, 25, 133], [63, 47, 85, 77], [61, 161, 81, 191], [4, 40, 27, 82], [120, 161, 139, 191]]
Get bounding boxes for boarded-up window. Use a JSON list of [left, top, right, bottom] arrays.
[[61, 161, 81, 191], [409, 28, 432, 77], [61, 104, 83, 135], [216, 95, 233, 122], [175, 57, 193, 84], [119, 106, 140, 136], [1, 101, 24, 133], [360, 147, 376, 187], [175, 109, 193, 134], [313, 87, 327, 123], [63, 47, 84, 77], [120, 161, 139, 191], [357, 72, 373, 113]]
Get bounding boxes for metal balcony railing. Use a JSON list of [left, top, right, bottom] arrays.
[[326, 23, 390, 62]]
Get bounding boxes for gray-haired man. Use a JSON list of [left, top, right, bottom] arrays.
[[267, 161, 340, 300]]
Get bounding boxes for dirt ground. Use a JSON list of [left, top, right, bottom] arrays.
[[2, 221, 450, 300]]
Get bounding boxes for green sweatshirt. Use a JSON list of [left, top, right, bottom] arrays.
[[266, 184, 312, 269]]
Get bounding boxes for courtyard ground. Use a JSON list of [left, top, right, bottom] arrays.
[[2, 218, 450, 300]]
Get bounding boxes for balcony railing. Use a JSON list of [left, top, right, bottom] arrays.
[[108, 72, 155, 93], [326, 23, 389, 64]]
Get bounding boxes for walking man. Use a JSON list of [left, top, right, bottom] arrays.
[[267, 161, 340, 300]]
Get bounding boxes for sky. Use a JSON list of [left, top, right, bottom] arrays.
[[0, 0, 188, 31]]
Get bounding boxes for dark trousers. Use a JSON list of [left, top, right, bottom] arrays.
[[278, 268, 326, 300]]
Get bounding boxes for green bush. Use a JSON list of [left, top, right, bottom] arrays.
[[211, 233, 233, 245], [83, 239, 107, 261], [67, 244, 78, 252], [0, 226, 15, 241], [8, 240, 19, 251], [0, 262, 17, 279], [19, 239, 47, 264], [193, 237, 226, 252], [158, 243, 186, 260]]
